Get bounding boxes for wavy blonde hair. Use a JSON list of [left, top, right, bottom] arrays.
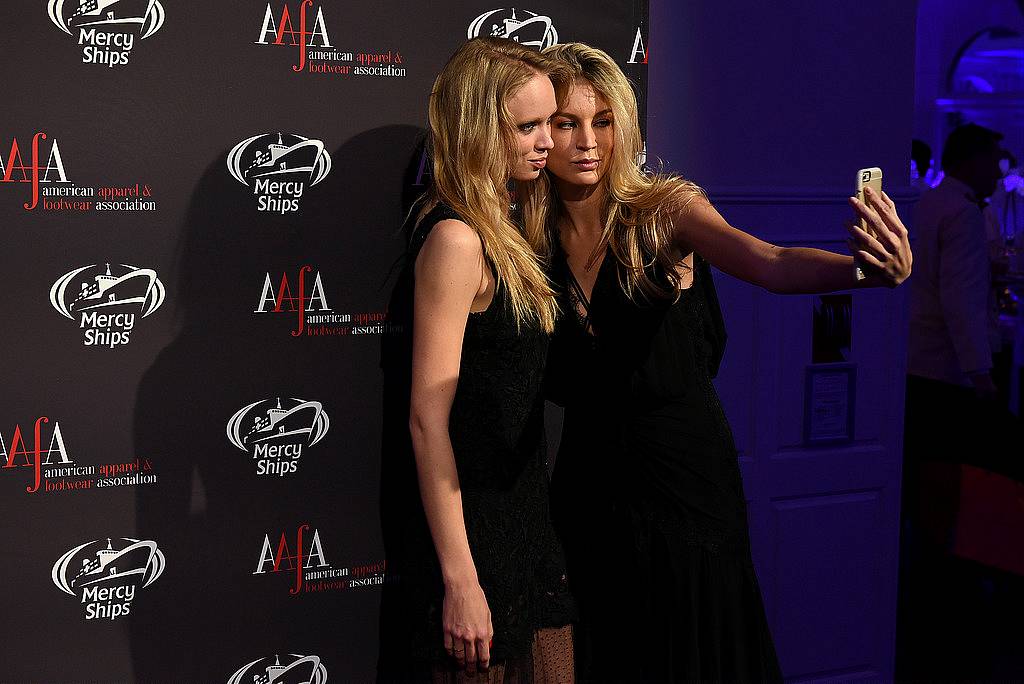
[[542, 42, 705, 300], [420, 37, 567, 332]]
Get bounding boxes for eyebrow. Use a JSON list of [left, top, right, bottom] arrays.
[[554, 108, 613, 119]]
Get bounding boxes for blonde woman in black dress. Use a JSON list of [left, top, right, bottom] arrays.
[[377, 38, 575, 682], [539, 43, 912, 681]]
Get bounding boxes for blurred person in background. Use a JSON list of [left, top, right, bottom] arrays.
[[912, 138, 935, 193], [898, 123, 1020, 680]]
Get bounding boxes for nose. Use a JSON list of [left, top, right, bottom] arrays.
[[577, 125, 597, 151], [536, 123, 553, 152]]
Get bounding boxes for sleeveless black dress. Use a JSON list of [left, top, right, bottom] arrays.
[[546, 247, 783, 681], [377, 204, 575, 681]]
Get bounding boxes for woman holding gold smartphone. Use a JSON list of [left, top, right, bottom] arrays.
[[540, 42, 912, 680]]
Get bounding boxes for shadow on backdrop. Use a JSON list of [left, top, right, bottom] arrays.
[[130, 125, 424, 682]]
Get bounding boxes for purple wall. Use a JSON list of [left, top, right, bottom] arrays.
[[648, 2, 918, 679]]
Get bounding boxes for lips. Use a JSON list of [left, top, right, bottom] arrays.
[[528, 158, 547, 169], [572, 159, 599, 171]]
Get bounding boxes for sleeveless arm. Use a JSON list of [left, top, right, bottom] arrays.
[[672, 194, 910, 293], [409, 218, 496, 667], [409, 218, 487, 585]]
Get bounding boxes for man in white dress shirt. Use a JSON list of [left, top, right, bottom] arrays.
[[908, 123, 1004, 399], [897, 123, 1008, 681]]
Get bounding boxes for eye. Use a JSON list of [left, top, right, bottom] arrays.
[[556, 120, 576, 130], [518, 122, 537, 132], [594, 119, 612, 128]]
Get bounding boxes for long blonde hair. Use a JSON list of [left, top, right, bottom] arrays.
[[422, 37, 567, 332], [542, 42, 705, 300]]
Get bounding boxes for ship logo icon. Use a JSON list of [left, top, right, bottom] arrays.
[[48, 0, 166, 39], [50, 263, 165, 320], [227, 653, 328, 684], [227, 133, 332, 188], [468, 8, 558, 49], [226, 397, 331, 452], [52, 537, 165, 595]]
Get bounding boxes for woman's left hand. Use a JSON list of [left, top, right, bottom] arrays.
[[846, 187, 913, 288]]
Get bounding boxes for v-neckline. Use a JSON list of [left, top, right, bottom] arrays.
[[558, 240, 611, 336], [566, 238, 607, 286]]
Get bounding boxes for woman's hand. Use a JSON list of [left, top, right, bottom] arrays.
[[443, 578, 493, 674], [847, 187, 912, 288]]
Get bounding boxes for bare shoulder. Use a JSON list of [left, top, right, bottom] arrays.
[[420, 219, 482, 259], [671, 194, 720, 227], [415, 218, 485, 284], [669, 195, 724, 254]]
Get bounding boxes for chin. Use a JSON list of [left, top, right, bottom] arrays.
[[512, 168, 542, 182], [566, 171, 600, 188], [548, 166, 596, 187]]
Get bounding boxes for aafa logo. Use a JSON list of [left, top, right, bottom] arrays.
[[3, 131, 157, 213], [254, 3, 406, 78], [50, 263, 165, 348], [254, 524, 331, 595], [227, 397, 330, 476], [468, 8, 558, 49], [256, 2, 334, 73], [227, 133, 331, 214], [48, 0, 165, 67], [1, 416, 70, 494], [253, 265, 396, 338], [2, 133, 70, 211], [228, 654, 328, 684], [255, 265, 331, 337], [628, 26, 648, 64], [254, 525, 385, 596], [52, 536, 165, 620]]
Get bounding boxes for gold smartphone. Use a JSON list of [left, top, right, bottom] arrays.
[[855, 167, 883, 236], [852, 167, 883, 280]]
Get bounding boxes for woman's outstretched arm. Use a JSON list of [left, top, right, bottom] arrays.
[[409, 218, 493, 673], [672, 187, 912, 293]]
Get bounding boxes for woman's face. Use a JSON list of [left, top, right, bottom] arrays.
[[548, 79, 614, 188], [506, 72, 557, 182]]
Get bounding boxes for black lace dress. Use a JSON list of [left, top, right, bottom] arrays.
[[546, 247, 783, 681], [377, 204, 575, 681]]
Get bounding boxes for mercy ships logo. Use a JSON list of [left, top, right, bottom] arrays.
[[48, 0, 165, 67], [50, 263, 165, 348], [228, 654, 328, 684], [227, 133, 331, 214], [468, 9, 558, 48], [52, 537, 165, 621], [227, 397, 330, 476]]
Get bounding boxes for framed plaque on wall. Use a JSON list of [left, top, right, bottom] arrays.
[[803, 363, 856, 446]]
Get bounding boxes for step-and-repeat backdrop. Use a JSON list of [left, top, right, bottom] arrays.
[[0, 2, 647, 681]]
